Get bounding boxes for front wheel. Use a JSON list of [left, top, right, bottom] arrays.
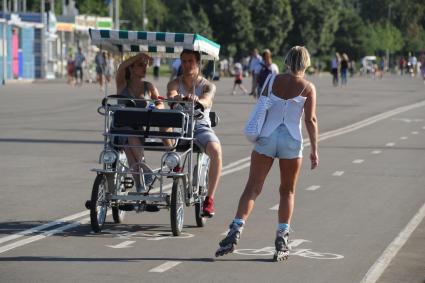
[[90, 174, 109, 233], [170, 177, 185, 236]]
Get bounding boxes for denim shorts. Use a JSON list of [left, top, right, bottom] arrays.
[[194, 123, 220, 150], [254, 124, 303, 159]]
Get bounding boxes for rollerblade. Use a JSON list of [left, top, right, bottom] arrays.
[[273, 229, 290, 262], [215, 222, 243, 257]]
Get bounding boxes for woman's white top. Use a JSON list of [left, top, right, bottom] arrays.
[[259, 78, 308, 141]]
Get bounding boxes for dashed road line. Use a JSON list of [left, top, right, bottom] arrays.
[[106, 240, 136, 249], [371, 150, 382, 154], [149, 261, 182, 273], [306, 185, 321, 191], [270, 204, 279, 210], [352, 159, 364, 164], [400, 136, 408, 140], [385, 142, 395, 147], [411, 131, 418, 135], [332, 171, 344, 176]]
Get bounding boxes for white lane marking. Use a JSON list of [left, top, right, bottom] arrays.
[[106, 240, 135, 249], [371, 150, 382, 154], [422, 126, 425, 130], [221, 162, 251, 176], [411, 131, 418, 135], [316, 100, 425, 143], [0, 216, 90, 254], [306, 185, 321, 191], [385, 142, 395, 147], [332, 171, 344, 176], [222, 157, 251, 171], [352, 159, 364, 164], [0, 210, 89, 245], [149, 261, 182, 273], [400, 136, 408, 140], [270, 204, 279, 210], [360, 202, 425, 283]]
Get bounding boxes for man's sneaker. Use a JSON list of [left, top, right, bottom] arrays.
[[202, 196, 215, 218], [215, 222, 244, 257], [273, 229, 290, 262]]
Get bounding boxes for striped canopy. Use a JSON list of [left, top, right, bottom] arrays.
[[89, 28, 220, 60]]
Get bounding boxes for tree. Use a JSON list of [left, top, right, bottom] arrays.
[[249, 0, 293, 56], [332, 8, 368, 60], [286, 0, 342, 56], [361, 23, 403, 55]]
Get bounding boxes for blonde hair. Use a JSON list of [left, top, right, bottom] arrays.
[[284, 46, 311, 74]]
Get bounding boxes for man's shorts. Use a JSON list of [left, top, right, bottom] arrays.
[[254, 123, 303, 159], [194, 123, 220, 150]]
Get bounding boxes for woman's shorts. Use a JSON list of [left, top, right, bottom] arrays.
[[254, 124, 303, 159]]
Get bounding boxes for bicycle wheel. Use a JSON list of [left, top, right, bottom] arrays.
[[112, 152, 128, 223], [90, 174, 109, 233], [195, 164, 209, 227], [170, 177, 185, 236]]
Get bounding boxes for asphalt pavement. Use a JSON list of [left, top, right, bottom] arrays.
[[0, 74, 424, 283]]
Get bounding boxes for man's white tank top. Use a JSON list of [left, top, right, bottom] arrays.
[[178, 77, 211, 126]]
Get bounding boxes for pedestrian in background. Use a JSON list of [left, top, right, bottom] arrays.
[[104, 52, 115, 84], [331, 52, 340, 86], [216, 46, 319, 261], [66, 54, 75, 86], [340, 53, 349, 85], [74, 47, 86, 86], [95, 50, 106, 92], [248, 49, 262, 96], [232, 62, 248, 95], [153, 57, 161, 80], [254, 49, 279, 98]]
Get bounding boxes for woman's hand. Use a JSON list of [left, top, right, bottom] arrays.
[[310, 151, 319, 170]]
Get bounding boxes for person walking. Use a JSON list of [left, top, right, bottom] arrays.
[[74, 47, 86, 86], [94, 50, 106, 92], [340, 53, 349, 85], [153, 57, 161, 80], [248, 49, 262, 96], [215, 46, 319, 261], [254, 49, 279, 98], [232, 62, 248, 95], [331, 52, 340, 86]]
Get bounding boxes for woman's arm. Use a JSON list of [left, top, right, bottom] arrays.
[[147, 82, 164, 109], [304, 83, 319, 169]]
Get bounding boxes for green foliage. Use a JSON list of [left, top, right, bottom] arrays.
[[75, 0, 109, 16], [249, 0, 293, 56], [287, 0, 342, 56], [361, 23, 403, 54]]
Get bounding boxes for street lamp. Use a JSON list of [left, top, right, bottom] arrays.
[[2, 0, 7, 85]]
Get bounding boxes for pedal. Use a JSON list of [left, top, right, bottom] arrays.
[[123, 177, 134, 189], [118, 204, 135, 211], [85, 200, 91, 209], [145, 204, 160, 212]]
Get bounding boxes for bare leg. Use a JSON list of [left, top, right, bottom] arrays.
[[277, 158, 302, 224], [205, 141, 222, 198], [235, 151, 274, 220]]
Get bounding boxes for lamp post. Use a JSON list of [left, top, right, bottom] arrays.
[[2, 0, 7, 85], [41, 0, 46, 79]]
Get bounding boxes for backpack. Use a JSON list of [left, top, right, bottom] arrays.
[[257, 63, 272, 88]]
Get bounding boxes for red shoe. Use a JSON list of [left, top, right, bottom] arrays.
[[202, 196, 215, 218]]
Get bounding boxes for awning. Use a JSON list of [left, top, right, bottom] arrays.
[[89, 28, 220, 60]]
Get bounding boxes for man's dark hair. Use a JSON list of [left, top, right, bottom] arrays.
[[180, 49, 201, 62]]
